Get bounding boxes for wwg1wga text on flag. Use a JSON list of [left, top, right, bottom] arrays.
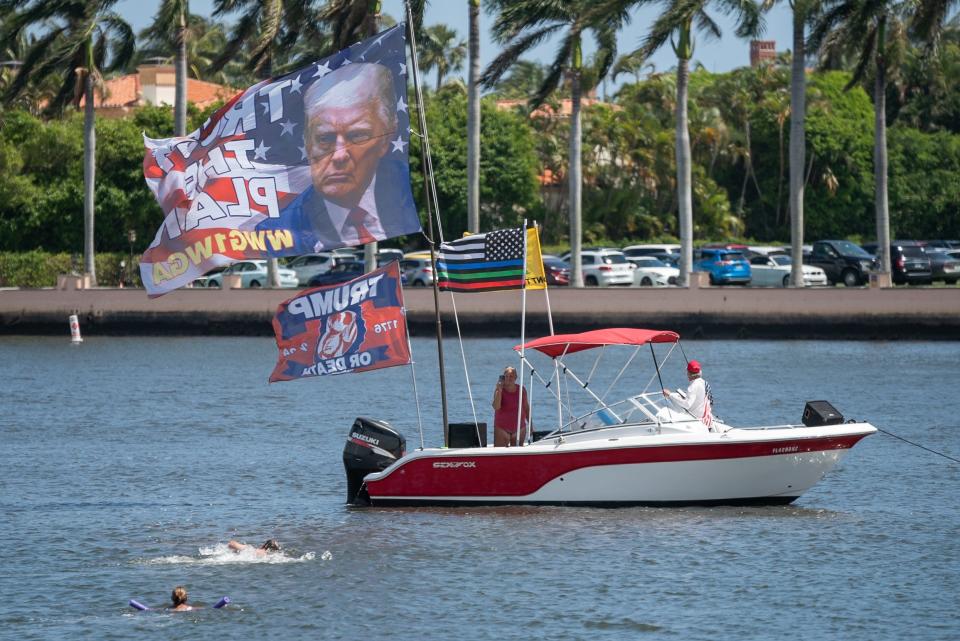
[[139, 24, 421, 297], [437, 227, 546, 293], [269, 261, 410, 382]]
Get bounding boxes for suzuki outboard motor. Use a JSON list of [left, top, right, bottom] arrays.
[[343, 417, 405, 505]]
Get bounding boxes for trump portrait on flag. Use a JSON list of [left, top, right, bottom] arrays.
[[256, 61, 420, 254]]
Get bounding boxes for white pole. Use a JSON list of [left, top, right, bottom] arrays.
[[69, 314, 83, 344], [516, 223, 528, 446]]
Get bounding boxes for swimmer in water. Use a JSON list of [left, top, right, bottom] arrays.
[[228, 538, 282, 556], [169, 585, 193, 611]]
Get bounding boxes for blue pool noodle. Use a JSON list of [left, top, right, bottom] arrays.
[[129, 596, 229, 610]]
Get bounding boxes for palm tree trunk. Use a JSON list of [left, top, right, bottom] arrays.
[[174, 1, 188, 136], [676, 56, 693, 286], [738, 118, 750, 213], [874, 41, 891, 274], [789, 7, 806, 287], [83, 54, 97, 286], [569, 67, 583, 287], [466, 0, 480, 233]]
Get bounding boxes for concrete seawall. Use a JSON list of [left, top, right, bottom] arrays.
[[2, 284, 960, 339]]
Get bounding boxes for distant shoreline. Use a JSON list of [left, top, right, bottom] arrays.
[[3, 284, 960, 340]]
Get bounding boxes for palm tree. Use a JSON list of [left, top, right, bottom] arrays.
[[809, 0, 915, 276], [1, 0, 135, 286], [631, 0, 762, 286], [492, 59, 547, 99], [467, 0, 480, 233], [211, 0, 326, 286], [481, 0, 631, 287], [144, 0, 190, 136], [421, 24, 466, 91], [212, 0, 327, 80], [787, 0, 813, 286]]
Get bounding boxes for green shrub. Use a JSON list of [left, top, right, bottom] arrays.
[[0, 251, 142, 288]]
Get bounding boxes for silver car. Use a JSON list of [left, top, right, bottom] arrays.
[[285, 253, 339, 285], [206, 260, 298, 288], [401, 257, 434, 286]]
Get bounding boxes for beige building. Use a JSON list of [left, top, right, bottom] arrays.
[[81, 64, 235, 117]]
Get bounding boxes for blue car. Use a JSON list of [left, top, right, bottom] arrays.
[[695, 249, 751, 285]]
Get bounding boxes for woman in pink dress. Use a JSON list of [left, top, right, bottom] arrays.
[[491, 366, 530, 447]]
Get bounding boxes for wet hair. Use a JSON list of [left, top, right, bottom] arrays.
[[260, 539, 281, 552], [172, 586, 188, 606]]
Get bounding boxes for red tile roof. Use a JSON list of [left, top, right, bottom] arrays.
[[82, 72, 235, 111]]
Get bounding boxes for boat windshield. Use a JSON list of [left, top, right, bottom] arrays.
[[558, 393, 702, 434]]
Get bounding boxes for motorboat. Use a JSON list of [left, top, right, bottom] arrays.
[[343, 328, 876, 507]]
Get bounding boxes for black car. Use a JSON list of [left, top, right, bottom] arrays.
[[541, 255, 570, 286], [862, 242, 932, 285], [308, 259, 408, 287], [806, 240, 877, 287], [307, 260, 364, 287], [919, 247, 960, 284]]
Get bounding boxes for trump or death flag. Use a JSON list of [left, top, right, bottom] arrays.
[[269, 261, 410, 382], [437, 227, 545, 293], [140, 24, 421, 297]]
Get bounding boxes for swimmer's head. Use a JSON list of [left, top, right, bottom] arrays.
[[172, 586, 188, 606], [260, 539, 281, 552]]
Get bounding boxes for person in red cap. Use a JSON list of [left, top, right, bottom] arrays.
[[663, 359, 716, 430]]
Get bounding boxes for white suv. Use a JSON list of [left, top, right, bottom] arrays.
[[562, 249, 635, 287]]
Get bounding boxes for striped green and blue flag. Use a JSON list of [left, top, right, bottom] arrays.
[[437, 228, 526, 292]]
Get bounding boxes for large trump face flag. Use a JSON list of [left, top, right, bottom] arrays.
[[140, 24, 421, 297], [269, 261, 411, 382]]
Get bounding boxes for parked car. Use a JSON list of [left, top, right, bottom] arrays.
[[401, 257, 434, 287], [622, 244, 681, 259], [541, 255, 571, 286], [190, 265, 226, 287], [922, 239, 960, 251], [806, 240, 877, 287], [377, 248, 405, 264], [862, 242, 932, 285], [747, 254, 828, 287], [918, 247, 960, 284], [307, 260, 364, 287], [651, 252, 680, 268], [206, 260, 298, 288], [561, 249, 635, 287], [631, 256, 679, 287], [285, 253, 341, 285], [694, 248, 751, 285]]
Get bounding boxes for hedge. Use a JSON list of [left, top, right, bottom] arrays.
[[0, 251, 142, 288]]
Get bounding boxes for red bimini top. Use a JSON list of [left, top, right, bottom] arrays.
[[517, 328, 680, 359]]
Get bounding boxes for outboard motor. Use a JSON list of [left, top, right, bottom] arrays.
[[802, 400, 844, 427], [343, 417, 405, 505]]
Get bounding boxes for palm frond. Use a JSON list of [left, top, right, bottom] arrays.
[[480, 23, 563, 87], [531, 32, 573, 107], [695, 9, 722, 40]]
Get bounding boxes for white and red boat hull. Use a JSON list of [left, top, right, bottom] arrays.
[[360, 423, 876, 507]]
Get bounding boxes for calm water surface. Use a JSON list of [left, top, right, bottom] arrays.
[[1, 336, 958, 640]]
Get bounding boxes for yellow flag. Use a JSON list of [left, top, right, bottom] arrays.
[[525, 227, 547, 290]]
